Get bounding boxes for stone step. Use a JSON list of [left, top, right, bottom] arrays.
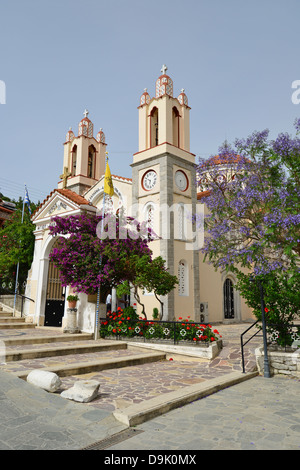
[[113, 371, 259, 427], [0, 317, 26, 323], [0, 322, 36, 329], [0, 312, 13, 317], [13, 351, 166, 380], [4, 340, 128, 362], [1, 333, 93, 346]]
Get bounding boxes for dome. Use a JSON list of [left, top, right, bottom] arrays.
[[177, 88, 188, 106], [140, 88, 151, 107], [155, 64, 173, 98], [65, 127, 75, 143], [96, 128, 106, 143], [78, 109, 93, 138]]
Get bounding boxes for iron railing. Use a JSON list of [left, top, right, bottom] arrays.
[[241, 320, 300, 373], [0, 292, 34, 317]]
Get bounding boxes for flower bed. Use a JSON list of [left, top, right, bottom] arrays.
[[99, 307, 222, 346]]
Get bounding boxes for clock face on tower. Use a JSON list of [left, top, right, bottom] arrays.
[[175, 170, 188, 191], [142, 170, 157, 190]]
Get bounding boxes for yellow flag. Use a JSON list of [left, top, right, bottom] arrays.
[[104, 162, 114, 196]]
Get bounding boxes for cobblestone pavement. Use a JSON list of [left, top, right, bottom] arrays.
[[0, 323, 260, 412], [108, 374, 300, 451], [0, 323, 299, 450]]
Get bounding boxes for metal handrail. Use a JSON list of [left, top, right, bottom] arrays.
[[17, 294, 35, 317], [240, 320, 262, 373], [241, 320, 300, 373]]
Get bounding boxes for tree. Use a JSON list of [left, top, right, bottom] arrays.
[[116, 256, 178, 319], [0, 203, 37, 291], [49, 212, 155, 296], [196, 120, 300, 342], [196, 120, 300, 276], [134, 256, 178, 319]]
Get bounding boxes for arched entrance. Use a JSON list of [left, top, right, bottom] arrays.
[[44, 240, 65, 326], [223, 278, 234, 319]]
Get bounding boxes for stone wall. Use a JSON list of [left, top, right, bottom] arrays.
[[255, 346, 300, 377]]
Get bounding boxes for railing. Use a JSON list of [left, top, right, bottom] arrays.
[[17, 294, 35, 317], [0, 292, 35, 317], [241, 320, 300, 373], [240, 321, 262, 373]]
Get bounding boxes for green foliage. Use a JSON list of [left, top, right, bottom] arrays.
[[236, 271, 300, 347], [152, 307, 159, 319], [66, 294, 79, 301], [116, 256, 178, 319], [0, 207, 36, 289]]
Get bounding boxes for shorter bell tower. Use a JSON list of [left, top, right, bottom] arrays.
[[58, 110, 107, 195]]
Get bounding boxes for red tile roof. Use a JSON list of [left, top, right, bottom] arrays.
[[31, 188, 94, 218], [197, 190, 211, 200]]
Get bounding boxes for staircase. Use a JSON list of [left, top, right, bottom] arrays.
[[0, 306, 166, 381]]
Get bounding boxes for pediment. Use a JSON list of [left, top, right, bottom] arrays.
[[32, 190, 88, 224]]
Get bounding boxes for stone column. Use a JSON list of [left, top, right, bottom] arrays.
[[63, 308, 80, 334]]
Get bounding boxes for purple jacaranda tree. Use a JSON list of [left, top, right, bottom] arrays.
[[196, 120, 300, 342], [197, 119, 300, 277]]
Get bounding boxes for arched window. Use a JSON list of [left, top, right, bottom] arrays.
[[223, 278, 235, 319], [172, 106, 180, 147], [87, 145, 96, 178], [150, 107, 159, 148], [71, 145, 77, 176], [144, 202, 155, 236], [178, 260, 188, 296]]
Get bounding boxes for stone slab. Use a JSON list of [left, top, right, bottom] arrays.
[[61, 379, 100, 402], [113, 371, 258, 426]]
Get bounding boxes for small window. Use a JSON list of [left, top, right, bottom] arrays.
[[150, 107, 159, 148], [71, 145, 77, 176], [87, 145, 96, 178], [178, 260, 188, 296]]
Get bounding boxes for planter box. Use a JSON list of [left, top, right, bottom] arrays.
[[255, 346, 300, 377], [103, 335, 223, 360]]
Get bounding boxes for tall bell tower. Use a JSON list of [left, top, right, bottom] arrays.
[[58, 110, 107, 195], [131, 66, 200, 321]]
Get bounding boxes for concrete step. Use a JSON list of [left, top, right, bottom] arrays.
[[0, 312, 13, 317], [1, 333, 93, 346], [113, 371, 259, 426], [0, 322, 36, 329], [4, 340, 128, 362], [0, 317, 26, 323], [13, 351, 166, 380]]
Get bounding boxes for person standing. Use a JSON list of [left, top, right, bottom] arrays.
[[106, 293, 112, 314]]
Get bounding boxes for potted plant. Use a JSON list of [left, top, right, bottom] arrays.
[[67, 294, 79, 309]]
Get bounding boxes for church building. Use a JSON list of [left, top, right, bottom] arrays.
[[25, 66, 254, 332]]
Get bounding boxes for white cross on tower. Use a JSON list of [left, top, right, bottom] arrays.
[[161, 64, 168, 75], [83, 109, 89, 118]]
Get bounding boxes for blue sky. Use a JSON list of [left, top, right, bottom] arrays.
[[0, 0, 299, 203]]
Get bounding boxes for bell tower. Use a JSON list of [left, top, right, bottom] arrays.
[[58, 110, 107, 195], [138, 65, 190, 153], [132, 66, 200, 322]]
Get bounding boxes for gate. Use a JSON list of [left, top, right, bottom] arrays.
[[44, 261, 65, 327], [223, 278, 234, 319]]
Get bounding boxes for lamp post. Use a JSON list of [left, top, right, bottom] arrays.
[[249, 276, 271, 378], [258, 280, 271, 378]]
